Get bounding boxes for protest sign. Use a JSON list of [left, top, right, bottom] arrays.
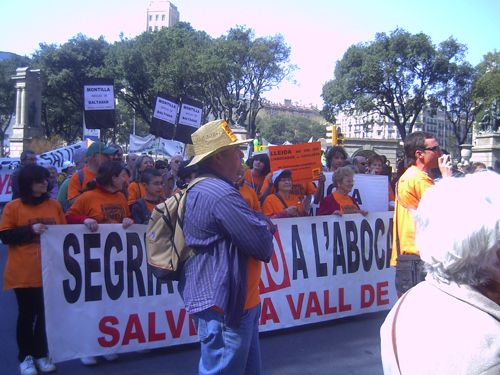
[[83, 78, 115, 129], [41, 212, 396, 362], [269, 142, 322, 184]]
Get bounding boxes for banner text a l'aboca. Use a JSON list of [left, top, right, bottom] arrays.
[[41, 212, 396, 362]]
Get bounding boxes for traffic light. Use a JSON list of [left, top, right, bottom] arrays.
[[336, 127, 344, 145], [326, 125, 337, 145]]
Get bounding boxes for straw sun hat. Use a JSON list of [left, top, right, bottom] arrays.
[[187, 119, 252, 167]]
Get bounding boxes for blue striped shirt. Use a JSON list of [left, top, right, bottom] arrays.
[[178, 175, 274, 327]]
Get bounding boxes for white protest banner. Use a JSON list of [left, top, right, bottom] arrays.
[[321, 172, 389, 212], [259, 212, 396, 331], [84, 85, 115, 111], [42, 224, 194, 362], [128, 134, 184, 157], [0, 142, 87, 202], [42, 213, 396, 362], [0, 157, 20, 171], [0, 169, 13, 201], [37, 141, 87, 172]]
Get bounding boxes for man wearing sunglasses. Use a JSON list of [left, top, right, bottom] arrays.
[[391, 131, 452, 295]]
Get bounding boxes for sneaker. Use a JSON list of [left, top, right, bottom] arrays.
[[19, 356, 38, 375], [103, 354, 119, 361], [80, 356, 98, 366], [35, 357, 56, 373]]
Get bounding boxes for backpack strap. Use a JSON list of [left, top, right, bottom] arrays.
[[275, 193, 288, 209], [78, 168, 84, 185], [176, 175, 211, 229]]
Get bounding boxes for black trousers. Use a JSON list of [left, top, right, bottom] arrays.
[[395, 254, 426, 295], [14, 287, 48, 362]]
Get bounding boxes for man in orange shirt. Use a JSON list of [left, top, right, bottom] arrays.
[[392, 131, 452, 294], [67, 142, 116, 202]]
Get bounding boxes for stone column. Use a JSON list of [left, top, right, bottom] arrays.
[[9, 67, 43, 157]]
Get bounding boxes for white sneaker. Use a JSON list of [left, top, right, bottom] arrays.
[[19, 356, 38, 375], [103, 353, 119, 361], [35, 357, 56, 373], [80, 356, 98, 365]]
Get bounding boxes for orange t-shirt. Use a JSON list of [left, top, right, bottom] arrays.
[[67, 187, 130, 223], [128, 181, 146, 206], [238, 182, 263, 309], [262, 193, 304, 217], [0, 199, 66, 289], [239, 183, 261, 212], [260, 172, 316, 200], [243, 168, 265, 194], [332, 191, 360, 214], [68, 166, 96, 201], [391, 166, 434, 266], [244, 258, 262, 310]]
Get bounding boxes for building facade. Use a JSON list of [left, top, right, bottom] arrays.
[[146, 1, 179, 32], [335, 107, 469, 157]]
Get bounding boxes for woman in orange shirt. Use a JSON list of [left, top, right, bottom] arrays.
[[67, 160, 134, 232], [317, 166, 368, 216], [262, 169, 310, 218], [127, 155, 154, 206], [66, 160, 132, 365], [243, 152, 270, 196], [0, 165, 66, 374]]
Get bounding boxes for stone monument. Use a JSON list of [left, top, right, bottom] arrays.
[[9, 67, 44, 157], [471, 100, 500, 168]]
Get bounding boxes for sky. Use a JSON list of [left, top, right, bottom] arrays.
[[1, 0, 499, 108]]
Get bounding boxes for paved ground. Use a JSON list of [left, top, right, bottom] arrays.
[[0, 242, 388, 375]]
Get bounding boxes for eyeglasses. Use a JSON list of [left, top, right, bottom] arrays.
[[421, 146, 441, 152]]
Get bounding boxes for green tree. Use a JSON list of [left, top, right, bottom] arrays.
[[257, 112, 325, 144], [202, 27, 294, 137], [431, 39, 478, 150], [0, 54, 30, 156], [322, 29, 458, 140], [32, 34, 110, 143], [105, 23, 212, 128]]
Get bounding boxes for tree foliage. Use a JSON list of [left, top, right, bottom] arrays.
[[201, 27, 293, 137], [32, 34, 110, 142], [430, 39, 478, 148], [105, 23, 212, 130], [473, 51, 500, 131], [257, 112, 325, 145], [322, 29, 459, 140]]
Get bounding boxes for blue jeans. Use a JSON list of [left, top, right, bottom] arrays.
[[193, 304, 261, 375]]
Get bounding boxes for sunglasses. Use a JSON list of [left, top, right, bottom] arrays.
[[420, 146, 441, 152]]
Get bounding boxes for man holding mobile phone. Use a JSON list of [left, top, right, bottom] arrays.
[[391, 131, 452, 295]]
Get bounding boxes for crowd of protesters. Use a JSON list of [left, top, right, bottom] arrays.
[[1, 128, 499, 375]]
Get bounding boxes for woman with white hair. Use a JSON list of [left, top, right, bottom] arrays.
[[380, 171, 500, 375]]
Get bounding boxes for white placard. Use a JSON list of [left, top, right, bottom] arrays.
[[178, 102, 202, 128], [153, 97, 178, 124], [84, 85, 115, 110]]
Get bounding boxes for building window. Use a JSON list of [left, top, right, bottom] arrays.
[[162, 14, 165, 21], [155, 14, 159, 21], [148, 26, 152, 32], [154, 26, 158, 31], [149, 15, 152, 21]]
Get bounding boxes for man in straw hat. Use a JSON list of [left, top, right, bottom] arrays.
[[179, 119, 274, 375]]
